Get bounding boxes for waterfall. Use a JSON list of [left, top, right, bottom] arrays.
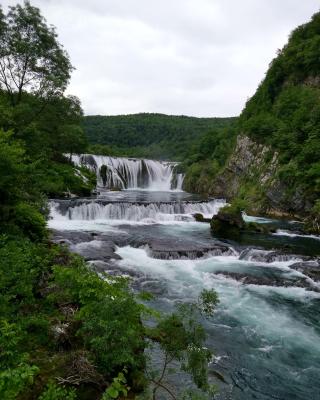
[[50, 199, 226, 223], [71, 154, 184, 191]]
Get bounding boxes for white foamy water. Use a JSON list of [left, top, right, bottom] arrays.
[[242, 212, 276, 224], [115, 246, 320, 353], [49, 199, 226, 225], [71, 154, 184, 191], [273, 229, 320, 241]]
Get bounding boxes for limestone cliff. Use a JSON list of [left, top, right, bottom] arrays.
[[204, 135, 310, 217]]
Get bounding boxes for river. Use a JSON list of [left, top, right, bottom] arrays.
[[48, 156, 320, 400]]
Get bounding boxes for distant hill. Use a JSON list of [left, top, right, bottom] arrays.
[[82, 113, 236, 160]]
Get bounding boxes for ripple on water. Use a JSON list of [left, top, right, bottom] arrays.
[[115, 246, 320, 400]]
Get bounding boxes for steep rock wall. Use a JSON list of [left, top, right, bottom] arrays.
[[204, 135, 310, 216]]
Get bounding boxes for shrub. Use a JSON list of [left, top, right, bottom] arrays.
[[13, 202, 47, 241], [39, 382, 76, 400]]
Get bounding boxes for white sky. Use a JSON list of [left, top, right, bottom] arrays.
[[2, 0, 320, 116]]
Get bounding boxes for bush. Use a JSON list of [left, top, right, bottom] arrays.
[[13, 202, 47, 241], [52, 262, 146, 377], [39, 382, 76, 400]]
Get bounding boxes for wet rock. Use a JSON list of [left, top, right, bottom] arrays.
[[51, 229, 94, 244], [140, 280, 168, 295], [145, 238, 234, 260], [239, 248, 307, 263], [211, 207, 245, 233], [215, 271, 309, 289], [87, 260, 114, 273], [70, 240, 121, 261], [99, 165, 108, 186], [290, 260, 320, 282], [193, 213, 211, 223]]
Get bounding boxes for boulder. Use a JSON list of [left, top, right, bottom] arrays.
[[193, 213, 212, 223], [211, 205, 275, 237]]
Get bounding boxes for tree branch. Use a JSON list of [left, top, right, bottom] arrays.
[[150, 378, 177, 400]]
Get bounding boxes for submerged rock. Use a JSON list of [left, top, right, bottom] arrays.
[[193, 213, 212, 223]]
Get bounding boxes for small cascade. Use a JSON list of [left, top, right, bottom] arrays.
[[50, 199, 225, 223], [71, 154, 184, 191], [175, 173, 184, 191], [147, 245, 236, 260], [239, 248, 304, 263]]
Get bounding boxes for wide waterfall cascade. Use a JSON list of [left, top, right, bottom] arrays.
[[71, 154, 184, 191], [50, 199, 226, 223]]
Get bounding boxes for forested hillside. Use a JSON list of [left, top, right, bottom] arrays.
[[183, 11, 320, 231], [239, 11, 320, 206], [83, 113, 236, 160]]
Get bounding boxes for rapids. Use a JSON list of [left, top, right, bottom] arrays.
[[48, 163, 320, 399]]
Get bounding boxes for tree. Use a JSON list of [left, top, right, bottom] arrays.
[[0, 1, 72, 105], [147, 289, 220, 400], [0, 130, 25, 206]]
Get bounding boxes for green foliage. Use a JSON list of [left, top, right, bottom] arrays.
[[88, 143, 120, 157], [102, 369, 130, 399], [182, 126, 237, 193], [0, 362, 39, 400], [304, 199, 320, 234], [0, 0, 92, 203], [51, 262, 146, 376], [239, 12, 320, 204], [0, 236, 52, 317], [221, 199, 248, 215], [83, 113, 236, 160], [198, 289, 220, 317], [148, 289, 219, 398], [0, 130, 25, 205], [39, 382, 77, 400], [0, 237, 146, 398], [33, 160, 96, 198], [13, 202, 47, 241], [0, 1, 72, 103], [0, 320, 39, 400]]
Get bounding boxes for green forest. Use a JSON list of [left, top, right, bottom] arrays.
[[83, 114, 236, 160]]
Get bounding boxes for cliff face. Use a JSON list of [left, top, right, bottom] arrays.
[[211, 135, 277, 197], [207, 135, 310, 217]]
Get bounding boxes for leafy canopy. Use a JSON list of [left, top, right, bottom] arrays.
[[0, 1, 72, 104]]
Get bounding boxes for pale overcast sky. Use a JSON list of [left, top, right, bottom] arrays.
[[2, 0, 320, 116]]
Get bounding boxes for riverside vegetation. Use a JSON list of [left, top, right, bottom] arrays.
[[0, 2, 219, 399], [83, 12, 320, 233]]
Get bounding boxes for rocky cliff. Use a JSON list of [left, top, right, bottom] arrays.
[[204, 135, 311, 217]]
